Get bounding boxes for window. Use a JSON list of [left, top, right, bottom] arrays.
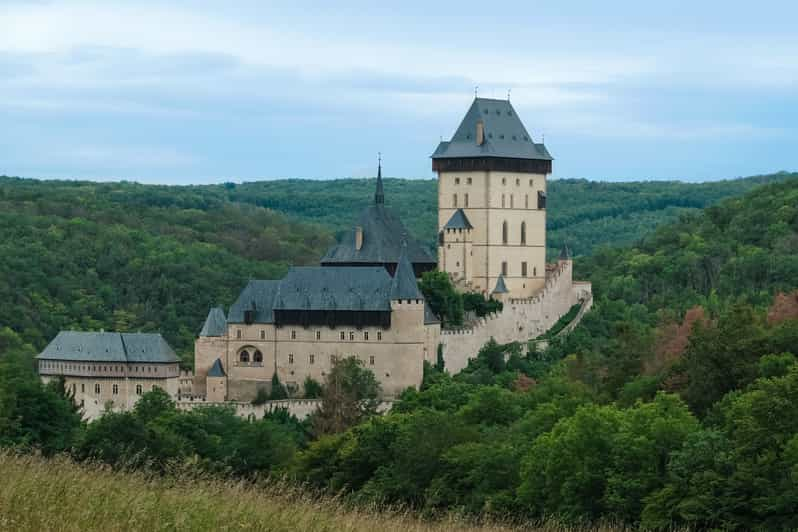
[[236, 329, 242, 339], [467, 177, 472, 185], [330, 355, 337, 365], [316, 331, 321, 340], [253, 350, 263, 363], [502, 261, 508, 276], [136, 384, 142, 395], [112, 384, 119, 395], [239, 350, 250, 363], [364, 331, 369, 340], [94, 383, 100, 395], [538, 191, 547, 209], [529, 178, 534, 186], [520, 221, 526, 244], [502, 177, 506, 185], [525, 194, 529, 209], [288, 353, 294, 364], [309, 354, 315, 364], [340, 331, 345, 340], [510, 194, 514, 208], [516, 178, 520, 186], [349, 331, 355, 341], [260, 330, 265, 340], [464, 193, 469, 207], [81, 383, 85, 393], [369, 355, 375, 365], [534, 266, 537, 277], [502, 221, 508, 244], [453, 193, 458, 207], [377, 331, 382, 341], [454, 177, 460, 185], [501, 194, 505, 208], [522, 261, 528, 277], [291, 330, 296, 340]]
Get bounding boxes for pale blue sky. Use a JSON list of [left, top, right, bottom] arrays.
[[1, 0, 797, 183]]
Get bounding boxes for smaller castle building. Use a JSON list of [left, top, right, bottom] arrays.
[[36, 331, 181, 419]]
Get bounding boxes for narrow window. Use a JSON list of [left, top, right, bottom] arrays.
[[516, 178, 520, 186], [136, 384, 142, 395], [377, 331, 382, 341], [502, 261, 508, 276], [464, 193, 469, 207], [502, 178, 506, 185], [260, 330, 265, 340], [454, 177, 460, 185], [94, 383, 100, 395], [453, 193, 458, 207], [81, 383, 85, 393], [510, 194, 514, 208], [236, 329, 242, 339], [364, 331, 369, 341], [369, 355, 375, 366], [112, 384, 119, 395], [316, 331, 321, 340], [538, 191, 547, 209], [529, 178, 534, 186], [525, 194, 529, 209], [291, 330, 296, 340], [522, 262, 528, 277], [340, 331, 345, 340], [501, 194, 505, 208], [254, 350, 263, 363], [521, 221, 526, 244], [467, 177, 472, 185], [288, 353, 294, 364], [502, 221, 508, 244], [534, 266, 537, 277], [309, 354, 315, 364], [349, 331, 355, 341]]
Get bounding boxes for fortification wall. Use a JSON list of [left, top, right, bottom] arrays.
[[441, 260, 592, 374], [176, 398, 393, 420]]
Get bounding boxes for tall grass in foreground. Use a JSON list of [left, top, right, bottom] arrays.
[[0, 452, 635, 532]]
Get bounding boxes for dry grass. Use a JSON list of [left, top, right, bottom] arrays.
[[0, 452, 631, 532]]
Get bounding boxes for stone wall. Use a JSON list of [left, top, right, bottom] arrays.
[[441, 259, 592, 374], [176, 398, 394, 420]]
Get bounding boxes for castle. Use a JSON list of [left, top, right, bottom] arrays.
[[36, 96, 591, 416]]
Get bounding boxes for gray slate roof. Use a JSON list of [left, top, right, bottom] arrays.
[[321, 168, 435, 268], [227, 280, 280, 324], [432, 98, 552, 161], [390, 247, 423, 300], [559, 244, 572, 260], [199, 307, 227, 337], [492, 275, 509, 294], [207, 358, 225, 377], [444, 209, 473, 230], [37, 331, 179, 363]]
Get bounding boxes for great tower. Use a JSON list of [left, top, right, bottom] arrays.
[[432, 97, 552, 298]]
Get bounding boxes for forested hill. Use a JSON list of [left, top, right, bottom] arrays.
[[0, 171, 793, 363], [226, 171, 796, 256]]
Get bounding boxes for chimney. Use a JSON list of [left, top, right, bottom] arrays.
[[476, 120, 484, 145], [354, 226, 363, 251]]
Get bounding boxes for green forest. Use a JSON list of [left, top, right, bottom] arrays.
[[1, 172, 793, 365], [1, 174, 797, 529]]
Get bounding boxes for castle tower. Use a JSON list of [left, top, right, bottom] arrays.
[[432, 97, 552, 298]]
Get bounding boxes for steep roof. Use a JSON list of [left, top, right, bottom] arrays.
[[390, 247, 422, 300], [559, 243, 572, 260], [432, 98, 552, 161], [227, 280, 280, 324], [444, 208, 473, 230], [492, 275, 509, 294], [199, 307, 227, 337], [274, 266, 394, 312], [207, 358, 225, 377], [321, 164, 435, 268], [37, 331, 179, 363]]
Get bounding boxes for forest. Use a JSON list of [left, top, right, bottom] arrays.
[[1, 176, 797, 529], [0, 172, 793, 364]]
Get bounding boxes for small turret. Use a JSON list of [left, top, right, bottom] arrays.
[[391, 244, 422, 301], [375, 157, 385, 205]]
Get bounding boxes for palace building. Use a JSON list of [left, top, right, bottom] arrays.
[[433, 97, 552, 298]]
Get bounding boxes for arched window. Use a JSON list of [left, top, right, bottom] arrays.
[[520, 221, 526, 244], [253, 350, 263, 363], [239, 350, 250, 363], [502, 221, 508, 244]]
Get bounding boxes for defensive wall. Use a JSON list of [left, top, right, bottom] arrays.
[[175, 397, 394, 420], [441, 259, 592, 374]]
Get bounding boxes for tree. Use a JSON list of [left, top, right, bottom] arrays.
[[303, 376, 323, 398], [312, 356, 381, 436], [269, 373, 288, 400], [418, 270, 463, 327]]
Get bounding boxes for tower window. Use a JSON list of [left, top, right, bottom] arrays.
[[349, 331, 355, 341], [316, 331, 321, 340], [521, 221, 526, 244], [454, 177, 460, 185], [239, 350, 250, 363], [522, 262, 528, 277], [291, 330, 296, 340], [534, 266, 537, 277], [502, 221, 508, 244], [501, 194, 505, 208], [260, 330, 265, 340], [112, 384, 119, 395], [502, 262, 508, 276], [467, 177, 472, 185], [136, 384, 142, 396], [340, 331, 345, 340], [95, 384, 100, 395], [510, 194, 514, 208], [464, 193, 469, 207], [538, 191, 547, 209], [364, 331, 369, 340], [377, 331, 382, 341], [453, 193, 458, 207], [254, 350, 263, 363], [502, 178, 506, 185], [516, 178, 520, 186], [525, 194, 529, 209], [309, 354, 315, 364], [236, 329, 242, 339], [369, 355, 375, 366], [288, 353, 294, 364]]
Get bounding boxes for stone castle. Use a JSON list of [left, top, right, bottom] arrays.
[[36, 96, 591, 417]]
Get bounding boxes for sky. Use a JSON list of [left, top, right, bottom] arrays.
[[1, 1, 797, 184]]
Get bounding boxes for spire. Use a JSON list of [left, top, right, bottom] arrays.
[[559, 243, 572, 261], [375, 152, 385, 204], [492, 274, 509, 294], [390, 242, 422, 300]]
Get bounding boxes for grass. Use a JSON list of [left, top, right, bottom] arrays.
[[0, 452, 642, 532]]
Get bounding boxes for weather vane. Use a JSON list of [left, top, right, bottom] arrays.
[[507, 88, 511, 101], [474, 85, 479, 97]]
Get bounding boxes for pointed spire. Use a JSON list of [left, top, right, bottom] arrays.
[[492, 274, 509, 294], [390, 241, 422, 300], [559, 243, 572, 261], [199, 307, 227, 337], [375, 152, 385, 204]]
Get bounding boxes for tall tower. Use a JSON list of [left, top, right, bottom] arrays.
[[432, 97, 552, 298]]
